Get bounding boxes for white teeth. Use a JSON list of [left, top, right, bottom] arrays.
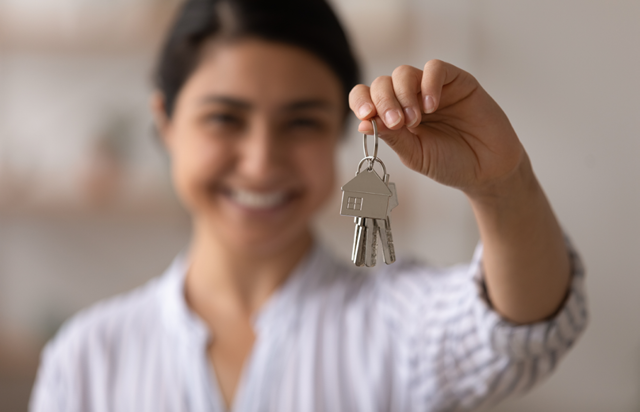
[[231, 189, 287, 209]]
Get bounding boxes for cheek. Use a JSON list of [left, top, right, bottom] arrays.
[[295, 139, 337, 205], [169, 131, 229, 206]]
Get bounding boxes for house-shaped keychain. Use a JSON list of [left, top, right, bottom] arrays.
[[340, 169, 392, 220]]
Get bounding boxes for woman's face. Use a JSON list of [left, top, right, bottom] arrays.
[[159, 39, 344, 255]]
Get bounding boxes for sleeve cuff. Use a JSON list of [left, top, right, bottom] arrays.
[[470, 235, 588, 359]]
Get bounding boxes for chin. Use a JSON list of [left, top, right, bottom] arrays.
[[224, 225, 310, 257]]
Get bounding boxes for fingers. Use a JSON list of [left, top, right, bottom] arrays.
[[349, 60, 467, 129], [421, 59, 462, 114], [350, 77, 405, 131], [350, 66, 423, 130], [390, 65, 423, 128]]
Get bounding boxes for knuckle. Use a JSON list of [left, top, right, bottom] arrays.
[[394, 90, 417, 105], [372, 93, 398, 109], [348, 84, 366, 99], [392, 64, 415, 78], [424, 59, 445, 71], [370, 75, 391, 88], [349, 84, 367, 96], [348, 85, 369, 107]]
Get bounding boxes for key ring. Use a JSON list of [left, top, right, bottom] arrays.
[[362, 119, 379, 163], [356, 156, 387, 177]]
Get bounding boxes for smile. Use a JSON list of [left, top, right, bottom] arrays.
[[229, 188, 289, 210]]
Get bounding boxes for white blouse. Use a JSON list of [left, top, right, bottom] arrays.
[[30, 241, 587, 412]]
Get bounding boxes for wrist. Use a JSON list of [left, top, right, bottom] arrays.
[[464, 152, 539, 211]]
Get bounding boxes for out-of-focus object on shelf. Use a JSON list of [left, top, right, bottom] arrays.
[[0, 0, 182, 53]]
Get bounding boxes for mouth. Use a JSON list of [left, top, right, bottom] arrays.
[[224, 187, 295, 212]]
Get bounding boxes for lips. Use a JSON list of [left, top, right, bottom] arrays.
[[203, 180, 302, 214], [230, 188, 288, 210]]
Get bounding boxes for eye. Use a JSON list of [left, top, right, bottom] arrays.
[[288, 117, 325, 131], [200, 111, 246, 136], [206, 113, 242, 126]]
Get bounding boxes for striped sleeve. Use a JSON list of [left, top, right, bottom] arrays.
[[379, 237, 588, 412], [473, 240, 588, 360], [464, 238, 588, 410]]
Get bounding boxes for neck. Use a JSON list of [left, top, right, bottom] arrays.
[[185, 224, 313, 317]]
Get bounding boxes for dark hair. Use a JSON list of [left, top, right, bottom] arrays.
[[154, 0, 361, 119]]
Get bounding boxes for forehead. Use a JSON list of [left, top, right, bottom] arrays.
[[181, 38, 344, 110]]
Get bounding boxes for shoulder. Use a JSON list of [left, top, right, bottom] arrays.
[[45, 275, 167, 365], [30, 275, 171, 410]]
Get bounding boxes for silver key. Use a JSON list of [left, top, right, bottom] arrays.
[[364, 218, 378, 267], [378, 175, 398, 265], [353, 217, 367, 267], [351, 217, 360, 262], [377, 217, 395, 264], [340, 118, 399, 267], [342, 167, 391, 267]]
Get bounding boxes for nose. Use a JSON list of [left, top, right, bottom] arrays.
[[237, 120, 286, 184]]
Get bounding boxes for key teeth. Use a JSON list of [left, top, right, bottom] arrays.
[[369, 230, 378, 267], [386, 227, 396, 264], [364, 230, 375, 268]]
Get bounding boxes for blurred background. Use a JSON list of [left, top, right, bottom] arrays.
[[0, 0, 638, 410]]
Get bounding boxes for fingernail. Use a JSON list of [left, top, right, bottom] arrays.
[[404, 107, 418, 127], [358, 103, 373, 119], [384, 109, 402, 127], [424, 95, 436, 114]]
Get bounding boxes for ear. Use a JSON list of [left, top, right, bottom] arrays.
[[150, 91, 172, 149]]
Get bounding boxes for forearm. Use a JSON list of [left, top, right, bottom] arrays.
[[466, 153, 571, 324]]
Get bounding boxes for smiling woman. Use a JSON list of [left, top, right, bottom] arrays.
[[158, 40, 344, 257], [29, 0, 587, 411]]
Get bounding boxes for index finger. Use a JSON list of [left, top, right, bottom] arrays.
[[349, 84, 376, 120]]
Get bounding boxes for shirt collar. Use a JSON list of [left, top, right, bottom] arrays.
[[158, 252, 210, 346], [252, 240, 337, 337], [158, 241, 338, 345]]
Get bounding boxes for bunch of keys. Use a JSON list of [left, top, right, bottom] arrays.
[[340, 119, 398, 267]]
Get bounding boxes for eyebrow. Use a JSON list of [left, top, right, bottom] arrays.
[[283, 100, 335, 112], [201, 96, 252, 110], [200, 95, 336, 113]]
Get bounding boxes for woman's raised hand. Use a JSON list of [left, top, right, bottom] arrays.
[[350, 61, 574, 324], [349, 60, 526, 197]]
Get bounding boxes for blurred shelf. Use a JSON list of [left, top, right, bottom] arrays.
[[0, 199, 189, 221], [0, 177, 188, 221], [0, 1, 181, 54]]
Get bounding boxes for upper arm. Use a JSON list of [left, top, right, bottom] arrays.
[[30, 335, 74, 412]]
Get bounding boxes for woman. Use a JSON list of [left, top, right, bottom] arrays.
[[30, 0, 587, 411]]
